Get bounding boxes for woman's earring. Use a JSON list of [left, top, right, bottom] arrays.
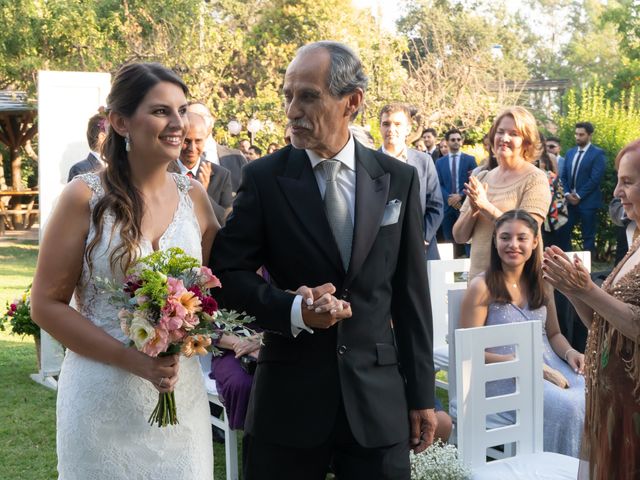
[[125, 133, 131, 152]]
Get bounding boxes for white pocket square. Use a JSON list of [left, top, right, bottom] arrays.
[[380, 199, 401, 226]]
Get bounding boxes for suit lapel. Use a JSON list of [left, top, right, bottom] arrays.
[[345, 143, 390, 286], [276, 148, 344, 274]]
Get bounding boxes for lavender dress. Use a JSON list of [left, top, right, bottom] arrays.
[[486, 302, 585, 457]]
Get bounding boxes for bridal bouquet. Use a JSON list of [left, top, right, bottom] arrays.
[[410, 440, 470, 480], [109, 247, 254, 427]]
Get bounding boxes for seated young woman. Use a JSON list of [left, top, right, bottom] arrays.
[[459, 209, 585, 457]]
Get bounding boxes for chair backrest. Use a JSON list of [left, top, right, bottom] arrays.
[[427, 258, 471, 351], [446, 288, 467, 418], [567, 251, 591, 272], [455, 320, 544, 470], [437, 242, 455, 260]]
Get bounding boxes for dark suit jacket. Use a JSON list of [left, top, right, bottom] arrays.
[[67, 153, 102, 182], [560, 144, 606, 210], [212, 141, 434, 449], [427, 147, 442, 162], [214, 144, 248, 193], [435, 152, 477, 216], [168, 160, 233, 225], [377, 147, 443, 260]]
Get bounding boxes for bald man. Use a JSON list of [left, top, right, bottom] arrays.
[[171, 112, 233, 225], [187, 102, 248, 193]]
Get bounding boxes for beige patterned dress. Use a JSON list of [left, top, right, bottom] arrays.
[[460, 166, 551, 279], [579, 240, 640, 479]]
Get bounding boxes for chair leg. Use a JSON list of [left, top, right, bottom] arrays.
[[222, 407, 239, 480]]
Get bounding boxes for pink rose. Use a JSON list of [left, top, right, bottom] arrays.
[[141, 327, 170, 357], [158, 312, 183, 331], [198, 267, 221, 290], [182, 313, 200, 331], [169, 329, 187, 343]]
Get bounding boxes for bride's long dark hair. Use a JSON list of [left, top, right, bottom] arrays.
[[86, 63, 188, 274], [485, 209, 547, 309]]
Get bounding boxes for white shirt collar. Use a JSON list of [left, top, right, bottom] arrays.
[[306, 134, 356, 172], [381, 145, 407, 161], [579, 143, 591, 153], [176, 158, 201, 176]]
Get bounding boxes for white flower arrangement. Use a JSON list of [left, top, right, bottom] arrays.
[[410, 440, 471, 480]]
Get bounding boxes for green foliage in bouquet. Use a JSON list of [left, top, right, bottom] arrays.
[[133, 247, 200, 277], [556, 83, 640, 260], [1, 288, 39, 339]]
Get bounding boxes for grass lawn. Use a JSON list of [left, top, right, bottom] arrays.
[[0, 239, 232, 479]]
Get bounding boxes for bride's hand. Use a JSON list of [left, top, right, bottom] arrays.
[[142, 353, 180, 393]]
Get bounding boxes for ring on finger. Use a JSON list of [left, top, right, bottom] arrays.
[[159, 377, 166, 387]]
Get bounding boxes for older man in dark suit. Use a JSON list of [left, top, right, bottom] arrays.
[[67, 113, 107, 182], [172, 112, 233, 225], [187, 102, 247, 193], [378, 103, 443, 260], [212, 41, 435, 480]]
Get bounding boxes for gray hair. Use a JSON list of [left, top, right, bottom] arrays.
[[297, 41, 368, 118]]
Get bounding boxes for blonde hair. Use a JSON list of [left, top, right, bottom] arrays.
[[489, 106, 542, 163]]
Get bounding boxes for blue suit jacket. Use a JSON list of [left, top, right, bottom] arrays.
[[560, 144, 606, 209], [378, 148, 444, 259], [435, 152, 477, 215]]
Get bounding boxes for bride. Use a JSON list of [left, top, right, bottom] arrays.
[[31, 63, 218, 479]]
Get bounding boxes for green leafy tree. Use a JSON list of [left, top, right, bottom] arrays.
[[557, 83, 640, 259]]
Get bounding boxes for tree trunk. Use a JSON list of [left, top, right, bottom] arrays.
[[10, 148, 23, 190]]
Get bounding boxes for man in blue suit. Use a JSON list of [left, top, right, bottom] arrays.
[[560, 121, 606, 255], [435, 129, 477, 257], [378, 103, 444, 260]]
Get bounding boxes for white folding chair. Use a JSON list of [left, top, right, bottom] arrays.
[[437, 242, 455, 260], [455, 321, 579, 479], [199, 354, 239, 480], [567, 251, 591, 272], [426, 258, 470, 390]]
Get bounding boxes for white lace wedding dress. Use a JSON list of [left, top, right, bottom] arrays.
[[56, 173, 213, 479]]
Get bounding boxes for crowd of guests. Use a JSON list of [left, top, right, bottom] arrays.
[[63, 65, 639, 476]]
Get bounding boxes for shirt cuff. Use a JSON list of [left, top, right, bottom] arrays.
[[291, 295, 313, 337]]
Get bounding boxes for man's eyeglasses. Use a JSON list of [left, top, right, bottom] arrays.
[[449, 138, 462, 143]]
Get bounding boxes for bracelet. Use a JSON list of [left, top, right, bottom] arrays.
[[564, 348, 578, 362]]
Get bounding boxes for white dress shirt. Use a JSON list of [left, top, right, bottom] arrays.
[[176, 158, 201, 177], [290, 135, 357, 336], [381, 145, 408, 162], [568, 143, 591, 197]]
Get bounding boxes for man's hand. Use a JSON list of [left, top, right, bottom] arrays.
[[197, 161, 212, 190], [567, 193, 580, 206], [295, 283, 352, 329], [447, 193, 462, 207], [409, 408, 437, 453]]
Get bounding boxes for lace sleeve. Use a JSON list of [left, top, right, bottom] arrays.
[[75, 173, 104, 196]]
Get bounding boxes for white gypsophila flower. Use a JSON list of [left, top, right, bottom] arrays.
[[129, 312, 156, 349], [410, 440, 471, 480]]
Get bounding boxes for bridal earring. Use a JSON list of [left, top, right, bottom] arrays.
[[125, 133, 131, 152]]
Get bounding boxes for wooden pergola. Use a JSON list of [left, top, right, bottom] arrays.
[[0, 91, 37, 190]]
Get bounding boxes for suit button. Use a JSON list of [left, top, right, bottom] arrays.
[[338, 345, 347, 355], [341, 289, 350, 301]]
